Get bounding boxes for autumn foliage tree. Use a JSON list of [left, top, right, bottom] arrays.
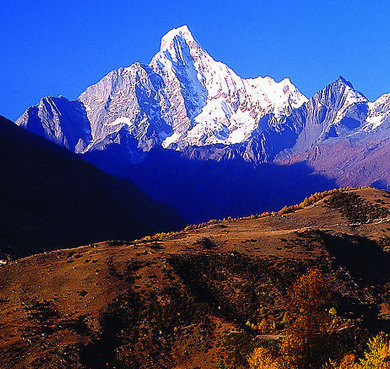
[[248, 268, 333, 369], [248, 268, 390, 369], [247, 347, 280, 369], [280, 268, 332, 368], [360, 332, 390, 368]]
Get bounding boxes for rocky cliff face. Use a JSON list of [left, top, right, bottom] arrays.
[[17, 96, 92, 152]]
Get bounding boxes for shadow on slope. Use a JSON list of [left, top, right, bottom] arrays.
[[84, 146, 338, 223], [0, 116, 185, 259], [321, 232, 390, 286]]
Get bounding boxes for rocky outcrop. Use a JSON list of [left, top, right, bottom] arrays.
[[16, 96, 92, 152]]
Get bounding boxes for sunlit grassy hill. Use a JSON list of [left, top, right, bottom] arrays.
[[1, 187, 390, 368]]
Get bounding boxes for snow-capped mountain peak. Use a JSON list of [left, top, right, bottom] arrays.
[[159, 25, 198, 51], [334, 75, 353, 88], [154, 25, 208, 69], [17, 26, 308, 160], [309, 76, 368, 128], [149, 26, 308, 148], [331, 76, 367, 103], [332, 77, 367, 127]]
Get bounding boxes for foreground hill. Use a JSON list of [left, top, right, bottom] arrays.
[[0, 115, 185, 259], [1, 187, 390, 368]]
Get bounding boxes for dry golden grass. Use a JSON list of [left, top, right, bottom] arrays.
[[1, 188, 390, 368]]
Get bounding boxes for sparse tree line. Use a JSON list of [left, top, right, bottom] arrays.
[[136, 187, 372, 243]]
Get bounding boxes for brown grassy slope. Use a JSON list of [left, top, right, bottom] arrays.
[[1, 188, 390, 368]]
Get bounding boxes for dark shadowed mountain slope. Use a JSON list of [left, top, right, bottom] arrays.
[[0, 115, 185, 259], [83, 147, 337, 223]]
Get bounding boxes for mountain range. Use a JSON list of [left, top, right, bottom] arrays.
[[15, 25, 390, 222]]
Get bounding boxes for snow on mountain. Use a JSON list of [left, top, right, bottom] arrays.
[[15, 25, 390, 176], [364, 93, 390, 130], [332, 77, 368, 125], [151, 26, 307, 148], [17, 25, 307, 161]]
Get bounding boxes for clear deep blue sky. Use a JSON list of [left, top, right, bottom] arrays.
[[2, 0, 390, 121]]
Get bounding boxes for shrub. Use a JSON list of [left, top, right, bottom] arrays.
[[359, 332, 390, 369], [248, 347, 280, 369], [324, 332, 390, 369]]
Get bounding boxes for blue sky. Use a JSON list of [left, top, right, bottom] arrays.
[[1, 0, 390, 121]]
